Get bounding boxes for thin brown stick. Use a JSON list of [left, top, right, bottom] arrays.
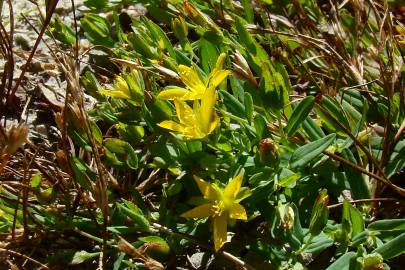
[[324, 151, 405, 197], [8, 0, 59, 100], [316, 104, 386, 177], [0, 248, 49, 269], [328, 198, 398, 209]]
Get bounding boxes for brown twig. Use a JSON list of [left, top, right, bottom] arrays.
[[328, 198, 398, 209], [316, 104, 386, 177], [324, 151, 405, 197], [0, 248, 49, 269], [8, 0, 59, 101]]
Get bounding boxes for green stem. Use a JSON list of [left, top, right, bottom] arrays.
[[296, 234, 315, 255]]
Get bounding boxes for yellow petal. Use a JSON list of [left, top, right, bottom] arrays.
[[194, 176, 220, 201], [198, 86, 217, 134], [228, 203, 247, 220], [206, 53, 227, 84], [215, 53, 227, 70], [182, 127, 204, 139], [213, 214, 227, 251], [209, 70, 230, 88], [158, 120, 187, 133], [157, 87, 202, 100], [181, 203, 212, 218], [224, 175, 243, 199], [178, 65, 206, 94], [396, 24, 405, 36], [115, 76, 130, 92], [207, 111, 219, 134], [99, 89, 131, 99], [174, 100, 195, 127]]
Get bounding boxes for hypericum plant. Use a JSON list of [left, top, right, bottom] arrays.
[[10, 0, 403, 269]]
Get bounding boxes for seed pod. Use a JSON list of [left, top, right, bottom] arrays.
[[2, 124, 29, 156]]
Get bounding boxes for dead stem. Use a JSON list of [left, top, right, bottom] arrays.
[[328, 198, 398, 209], [0, 248, 49, 269]]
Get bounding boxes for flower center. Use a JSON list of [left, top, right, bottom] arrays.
[[212, 200, 226, 217]]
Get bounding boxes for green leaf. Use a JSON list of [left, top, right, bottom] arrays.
[[113, 252, 126, 270], [80, 14, 114, 46], [290, 133, 336, 169], [374, 232, 405, 259], [48, 16, 76, 45], [342, 200, 364, 238], [240, 0, 254, 23], [244, 92, 254, 123], [260, 62, 285, 111], [104, 138, 138, 169], [368, 219, 405, 232], [30, 172, 42, 189], [70, 157, 97, 189], [254, 114, 268, 139], [302, 117, 325, 141], [70, 250, 100, 265], [118, 200, 149, 231], [90, 121, 103, 144], [278, 173, 301, 188], [304, 233, 334, 253], [349, 204, 364, 237], [219, 90, 246, 118], [138, 236, 166, 244], [386, 139, 405, 178], [286, 96, 315, 137], [316, 96, 350, 134], [84, 0, 108, 10], [104, 138, 128, 154], [143, 17, 177, 60], [199, 38, 218, 74], [117, 123, 144, 145], [342, 149, 370, 199], [325, 252, 356, 270]]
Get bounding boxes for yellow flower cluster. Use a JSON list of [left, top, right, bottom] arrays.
[[157, 53, 230, 139]]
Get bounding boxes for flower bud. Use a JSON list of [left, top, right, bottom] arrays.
[[231, 51, 257, 86], [259, 138, 280, 167], [309, 189, 329, 236], [142, 241, 170, 262], [183, 1, 221, 36], [362, 253, 384, 270], [277, 203, 295, 231], [172, 17, 188, 41]]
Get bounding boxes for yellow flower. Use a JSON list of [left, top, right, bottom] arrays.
[[157, 53, 230, 100], [99, 76, 132, 99], [99, 71, 143, 103], [181, 175, 249, 251], [158, 83, 219, 139]]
